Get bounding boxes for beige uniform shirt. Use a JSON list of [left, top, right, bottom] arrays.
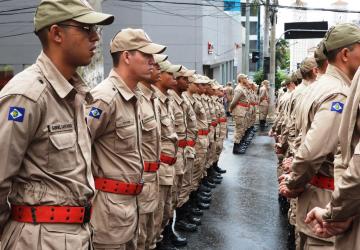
[[224, 86, 234, 103], [182, 92, 198, 142], [152, 86, 178, 185], [168, 89, 187, 175], [192, 93, 209, 153], [286, 65, 350, 241], [87, 69, 143, 245], [230, 84, 249, 117], [0, 52, 94, 231], [138, 83, 161, 214], [259, 86, 269, 106]]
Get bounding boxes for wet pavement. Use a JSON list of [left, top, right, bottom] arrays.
[[181, 125, 288, 250]]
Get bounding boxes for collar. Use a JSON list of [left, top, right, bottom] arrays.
[[183, 92, 195, 105], [326, 64, 352, 87], [168, 89, 183, 105], [109, 69, 137, 101], [36, 51, 75, 99], [138, 82, 155, 101], [152, 85, 168, 103]]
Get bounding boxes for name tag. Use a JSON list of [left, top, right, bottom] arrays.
[[48, 122, 74, 133], [143, 115, 155, 124]]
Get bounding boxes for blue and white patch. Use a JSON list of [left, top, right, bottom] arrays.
[[8, 107, 25, 122], [89, 107, 102, 119], [330, 102, 344, 114]]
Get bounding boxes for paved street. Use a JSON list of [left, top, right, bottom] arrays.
[[182, 125, 288, 250]]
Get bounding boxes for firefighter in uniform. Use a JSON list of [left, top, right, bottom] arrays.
[[152, 60, 182, 250], [230, 73, 250, 154], [0, 1, 113, 249], [136, 54, 167, 250]]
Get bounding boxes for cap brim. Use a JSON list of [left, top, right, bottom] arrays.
[[183, 70, 195, 77], [154, 54, 168, 64], [165, 65, 182, 73], [139, 43, 166, 54], [73, 11, 114, 25]]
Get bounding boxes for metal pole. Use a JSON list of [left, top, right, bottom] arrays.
[[263, 0, 270, 69], [269, 0, 277, 114], [245, 0, 250, 75]]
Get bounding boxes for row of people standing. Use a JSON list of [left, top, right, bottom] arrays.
[[229, 75, 270, 154], [270, 22, 360, 250], [0, 1, 229, 250]]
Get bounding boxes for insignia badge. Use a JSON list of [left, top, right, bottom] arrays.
[[89, 107, 102, 119], [8, 107, 25, 122], [330, 102, 344, 113]]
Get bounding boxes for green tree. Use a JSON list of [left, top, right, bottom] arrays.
[[276, 38, 290, 70], [252, 69, 287, 90]]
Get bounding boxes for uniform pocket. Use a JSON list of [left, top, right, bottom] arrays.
[[106, 193, 137, 228], [115, 120, 136, 153], [48, 131, 76, 172], [141, 118, 157, 142], [41, 224, 84, 250]]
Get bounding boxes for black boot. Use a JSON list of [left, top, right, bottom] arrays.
[[233, 143, 241, 154], [199, 184, 212, 193], [165, 222, 187, 247], [213, 161, 226, 174], [202, 178, 216, 189], [197, 192, 212, 203], [175, 219, 197, 232], [157, 224, 180, 250], [189, 192, 204, 215]]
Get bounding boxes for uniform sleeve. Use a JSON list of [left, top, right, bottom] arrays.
[[0, 95, 40, 231], [229, 89, 242, 111], [325, 142, 360, 221], [286, 94, 346, 189], [86, 99, 112, 143]]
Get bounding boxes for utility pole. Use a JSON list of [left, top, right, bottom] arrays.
[[268, 0, 277, 114], [263, 0, 270, 72], [245, 0, 250, 75]]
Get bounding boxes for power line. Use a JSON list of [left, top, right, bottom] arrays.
[[0, 31, 33, 39]]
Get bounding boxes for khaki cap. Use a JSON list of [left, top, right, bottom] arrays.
[[189, 74, 206, 84], [211, 83, 221, 90], [324, 23, 360, 52], [200, 76, 211, 85], [314, 41, 327, 62], [159, 60, 182, 73], [174, 66, 196, 78], [110, 28, 166, 54], [300, 57, 317, 73], [280, 80, 286, 87], [237, 73, 248, 83], [34, 0, 114, 32], [262, 80, 269, 85], [154, 54, 168, 64]]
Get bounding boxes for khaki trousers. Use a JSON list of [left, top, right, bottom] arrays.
[[233, 116, 246, 143], [1, 220, 92, 250], [153, 185, 172, 243], [178, 149, 194, 207], [137, 212, 156, 250]]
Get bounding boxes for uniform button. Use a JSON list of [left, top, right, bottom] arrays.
[[39, 79, 44, 84], [112, 88, 116, 91]]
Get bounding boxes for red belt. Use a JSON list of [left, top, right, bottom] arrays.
[[218, 117, 227, 123], [210, 121, 218, 127], [310, 174, 334, 191], [144, 161, 160, 172], [95, 177, 143, 195], [237, 102, 249, 108], [250, 102, 257, 106], [178, 139, 187, 148], [187, 139, 196, 147], [160, 153, 177, 165], [11, 204, 92, 224], [198, 129, 209, 136]]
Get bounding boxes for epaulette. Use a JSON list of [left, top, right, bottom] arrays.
[[0, 65, 47, 102], [90, 79, 118, 105]]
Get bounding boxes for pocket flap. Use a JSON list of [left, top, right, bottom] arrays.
[[49, 132, 76, 150]]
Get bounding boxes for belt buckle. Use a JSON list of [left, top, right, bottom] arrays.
[[83, 203, 92, 224]]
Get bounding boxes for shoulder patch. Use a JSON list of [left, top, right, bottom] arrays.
[[88, 107, 102, 119], [8, 107, 25, 122], [330, 102, 344, 113]]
